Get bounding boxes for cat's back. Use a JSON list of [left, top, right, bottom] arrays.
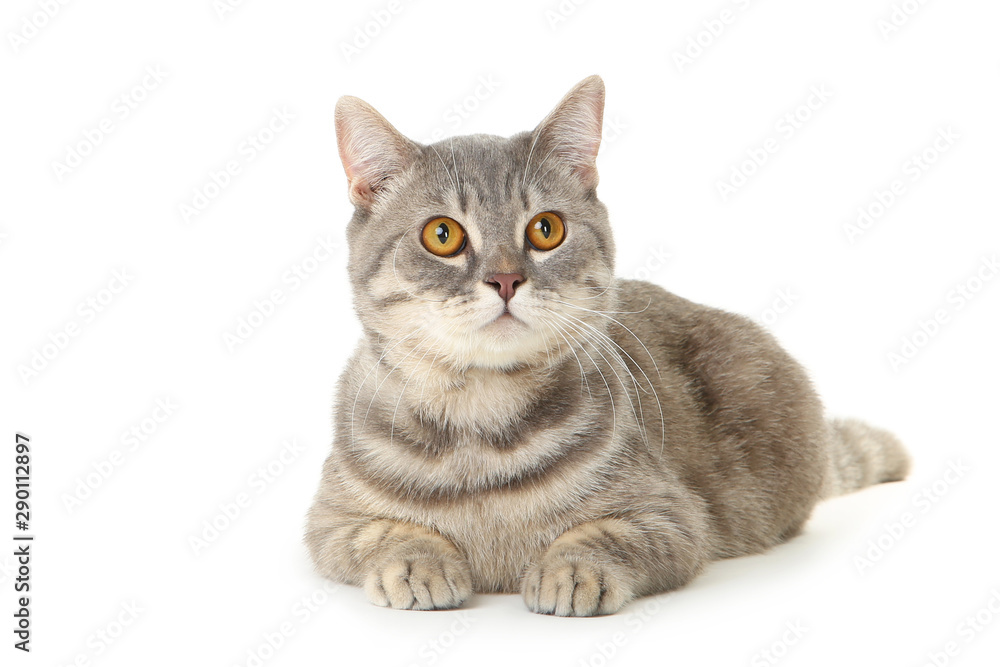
[[610, 277, 823, 446], [610, 277, 796, 376], [609, 278, 755, 364], [609, 278, 829, 555]]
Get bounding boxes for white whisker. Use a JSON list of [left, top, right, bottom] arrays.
[[558, 320, 617, 444], [547, 297, 662, 379], [549, 310, 649, 451], [429, 143, 458, 194], [350, 329, 420, 448], [389, 321, 461, 447], [546, 305, 666, 457], [522, 130, 542, 191], [362, 331, 434, 430], [542, 319, 592, 399]]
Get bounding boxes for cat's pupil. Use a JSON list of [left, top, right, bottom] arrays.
[[435, 225, 449, 245], [536, 218, 551, 238]]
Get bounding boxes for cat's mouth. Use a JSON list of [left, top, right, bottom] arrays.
[[488, 307, 525, 328]]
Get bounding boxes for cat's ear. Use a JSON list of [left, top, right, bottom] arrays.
[[532, 75, 605, 189], [335, 96, 420, 208]]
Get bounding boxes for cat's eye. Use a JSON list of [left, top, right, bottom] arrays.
[[525, 212, 565, 251], [421, 217, 466, 257]]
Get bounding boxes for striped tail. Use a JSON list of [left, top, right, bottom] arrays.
[[822, 418, 911, 498]]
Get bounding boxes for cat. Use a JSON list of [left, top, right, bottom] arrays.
[[304, 75, 910, 616]]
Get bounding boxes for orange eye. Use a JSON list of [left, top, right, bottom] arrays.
[[421, 217, 466, 257], [525, 212, 565, 251]]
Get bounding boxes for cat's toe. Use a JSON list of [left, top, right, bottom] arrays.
[[522, 555, 630, 617], [365, 552, 472, 610]]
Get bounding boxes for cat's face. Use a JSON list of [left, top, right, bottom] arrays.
[[336, 76, 614, 371]]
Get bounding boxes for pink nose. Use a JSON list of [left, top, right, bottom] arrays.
[[486, 273, 525, 302]]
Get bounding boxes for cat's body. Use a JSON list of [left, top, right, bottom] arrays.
[[305, 76, 909, 615]]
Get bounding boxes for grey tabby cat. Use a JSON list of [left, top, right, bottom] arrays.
[[305, 75, 910, 616]]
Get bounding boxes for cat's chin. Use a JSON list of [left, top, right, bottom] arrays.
[[488, 312, 522, 328], [445, 315, 553, 371], [479, 312, 530, 347]]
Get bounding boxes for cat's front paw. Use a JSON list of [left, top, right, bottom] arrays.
[[364, 549, 473, 610], [522, 552, 632, 617]]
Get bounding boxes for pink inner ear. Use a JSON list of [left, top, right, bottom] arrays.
[[350, 180, 376, 205], [335, 96, 415, 207], [577, 90, 605, 163], [539, 80, 605, 188], [574, 162, 599, 188], [342, 151, 382, 206]]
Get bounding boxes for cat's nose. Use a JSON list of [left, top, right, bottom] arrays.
[[486, 273, 525, 303]]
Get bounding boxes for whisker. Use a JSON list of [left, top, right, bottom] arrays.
[[548, 307, 665, 457], [389, 320, 462, 447], [415, 338, 449, 426], [555, 319, 617, 444], [552, 319, 596, 400], [450, 137, 463, 202], [547, 297, 662, 378], [542, 319, 592, 399], [521, 130, 542, 191], [567, 259, 617, 301], [361, 331, 434, 430], [351, 329, 420, 447], [528, 144, 559, 189], [540, 320, 555, 369], [389, 336, 439, 447], [559, 307, 666, 456], [429, 143, 458, 194], [549, 310, 649, 451]]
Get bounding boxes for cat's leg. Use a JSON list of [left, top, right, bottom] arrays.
[[308, 516, 473, 610], [522, 514, 707, 617]]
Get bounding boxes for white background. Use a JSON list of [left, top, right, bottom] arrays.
[[2, 0, 999, 665]]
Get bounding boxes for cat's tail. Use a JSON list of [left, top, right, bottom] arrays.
[[822, 418, 911, 498]]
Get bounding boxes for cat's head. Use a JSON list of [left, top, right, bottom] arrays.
[[335, 75, 615, 372]]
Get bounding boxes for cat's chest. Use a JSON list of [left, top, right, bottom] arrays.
[[410, 370, 538, 434], [405, 491, 581, 593], [348, 444, 606, 591]]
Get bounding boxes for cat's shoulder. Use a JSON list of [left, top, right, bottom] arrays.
[[614, 278, 740, 323], [614, 278, 775, 349]]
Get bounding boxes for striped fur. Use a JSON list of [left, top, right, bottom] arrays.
[[305, 76, 910, 616]]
